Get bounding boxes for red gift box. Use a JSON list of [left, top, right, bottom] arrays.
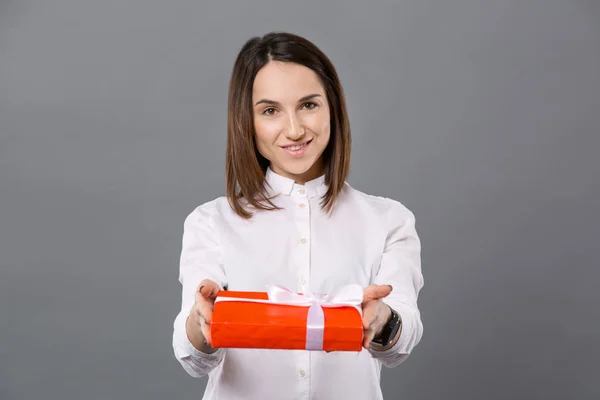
[[210, 285, 364, 351]]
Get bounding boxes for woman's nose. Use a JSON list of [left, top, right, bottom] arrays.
[[283, 112, 305, 140]]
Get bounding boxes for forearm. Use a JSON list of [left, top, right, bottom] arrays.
[[173, 309, 225, 378], [174, 205, 229, 377], [369, 201, 424, 367]]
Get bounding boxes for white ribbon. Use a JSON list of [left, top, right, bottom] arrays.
[[214, 283, 364, 350]]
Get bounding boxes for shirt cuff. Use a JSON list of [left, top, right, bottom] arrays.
[[368, 302, 420, 367]]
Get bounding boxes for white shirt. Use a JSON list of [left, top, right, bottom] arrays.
[[172, 168, 424, 400]]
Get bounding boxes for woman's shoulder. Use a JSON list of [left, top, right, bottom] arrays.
[[184, 196, 230, 224], [343, 183, 415, 220]]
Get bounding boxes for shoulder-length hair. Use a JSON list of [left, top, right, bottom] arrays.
[[225, 32, 351, 219]]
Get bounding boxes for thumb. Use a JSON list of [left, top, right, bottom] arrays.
[[198, 279, 221, 300], [362, 284, 392, 303]]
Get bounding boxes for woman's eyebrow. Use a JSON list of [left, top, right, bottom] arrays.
[[298, 93, 321, 103], [254, 93, 322, 106]]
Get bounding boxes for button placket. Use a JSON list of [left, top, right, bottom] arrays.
[[293, 184, 310, 294], [292, 184, 311, 395]]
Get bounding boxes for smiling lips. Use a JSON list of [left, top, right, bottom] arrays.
[[281, 139, 312, 156]]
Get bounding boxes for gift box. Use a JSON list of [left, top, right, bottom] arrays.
[[210, 284, 364, 351]]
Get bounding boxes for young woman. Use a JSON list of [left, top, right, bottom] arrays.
[[172, 32, 424, 400]]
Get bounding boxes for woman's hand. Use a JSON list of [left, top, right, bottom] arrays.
[[361, 284, 393, 350], [185, 279, 221, 353]]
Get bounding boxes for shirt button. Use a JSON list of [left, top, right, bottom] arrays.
[[299, 203, 306, 208], [299, 277, 306, 285], [298, 188, 305, 194], [299, 370, 305, 377], [300, 238, 307, 244]]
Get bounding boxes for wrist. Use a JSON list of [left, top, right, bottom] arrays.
[[370, 305, 402, 351], [373, 304, 393, 341]]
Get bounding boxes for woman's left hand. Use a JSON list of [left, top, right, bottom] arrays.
[[361, 284, 393, 349]]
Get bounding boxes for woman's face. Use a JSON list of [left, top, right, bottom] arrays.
[[252, 61, 331, 184]]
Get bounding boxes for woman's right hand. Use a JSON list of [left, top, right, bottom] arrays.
[[185, 279, 221, 353]]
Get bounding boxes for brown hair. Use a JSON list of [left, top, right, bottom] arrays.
[[225, 32, 351, 219]]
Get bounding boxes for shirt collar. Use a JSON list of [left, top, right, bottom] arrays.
[[265, 167, 328, 199]]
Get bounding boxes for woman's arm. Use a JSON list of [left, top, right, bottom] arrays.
[[172, 203, 228, 378], [368, 200, 424, 368]]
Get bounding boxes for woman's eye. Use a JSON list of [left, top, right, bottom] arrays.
[[263, 107, 277, 116], [303, 102, 317, 110]]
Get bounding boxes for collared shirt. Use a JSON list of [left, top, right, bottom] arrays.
[[172, 168, 424, 400]]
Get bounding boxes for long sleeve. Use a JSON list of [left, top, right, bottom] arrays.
[[172, 202, 228, 378], [369, 200, 424, 368]]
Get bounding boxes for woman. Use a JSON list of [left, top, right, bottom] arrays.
[[172, 32, 424, 400]]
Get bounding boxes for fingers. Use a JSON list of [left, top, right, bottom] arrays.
[[363, 329, 376, 349], [200, 314, 212, 345], [362, 301, 376, 330], [191, 302, 214, 345], [201, 302, 214, 325], [362, 322, 376, 349], [361, 300, 377, 349], [193, 294, 214, 325], [195, 280, 220, 320], [362, 284, 393, 303]]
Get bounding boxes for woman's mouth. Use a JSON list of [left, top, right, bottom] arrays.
[[281, 139, 312, 156]]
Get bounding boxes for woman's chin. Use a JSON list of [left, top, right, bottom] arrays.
[[279, 161, 319, 175]]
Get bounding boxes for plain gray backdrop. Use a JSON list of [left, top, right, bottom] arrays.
[[1, 1, 599, 399]]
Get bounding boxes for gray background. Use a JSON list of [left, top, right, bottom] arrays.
[[1, 1, 599, 399]]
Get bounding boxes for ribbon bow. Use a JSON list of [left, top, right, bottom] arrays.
[[266, 283, 364, 309]]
